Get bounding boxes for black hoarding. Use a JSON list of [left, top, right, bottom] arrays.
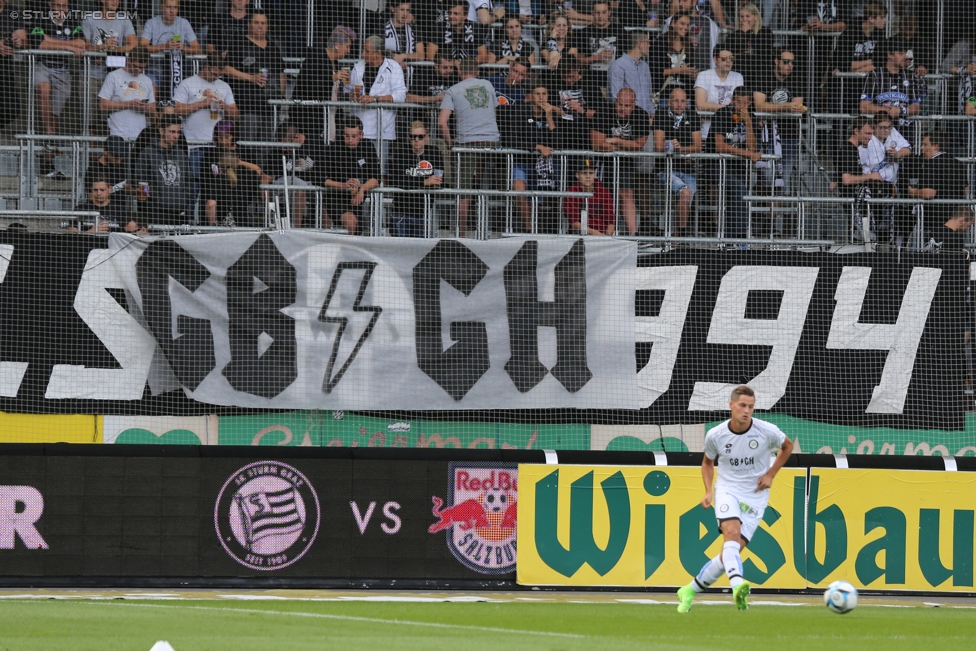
[[0, 452, 518, 584]]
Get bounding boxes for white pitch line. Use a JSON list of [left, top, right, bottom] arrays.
[[80, 601, 587, 639]]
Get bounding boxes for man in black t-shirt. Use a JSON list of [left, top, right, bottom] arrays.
[[322, 118, 380, 235], [653, 88, 701, 234], [708, 86, 761, 238], [911, 130, 970, 235], [589, 88, 652, 235], [570, 2, 623, 73], [753, 48, 805, 196], [833, 2, 887, 113], [927, 207, 974, 254], [791, 0, 849, 106]]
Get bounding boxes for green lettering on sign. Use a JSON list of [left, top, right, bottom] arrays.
[[855, 507, 906, 585], [742, 506, 786, 583], [642, 470, 670, 579], [534, 470, 631, 577], [918, 509, 974, 587], [794, 475, 847, 582]]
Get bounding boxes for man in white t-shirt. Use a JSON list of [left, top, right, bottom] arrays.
[[83, 0, 137, 135], [98, 47, 156, 141], [174, 53, 238, 180], [694, 46, 744, 140], [676, 385, 794, 613], [138, 0, 201, 93]]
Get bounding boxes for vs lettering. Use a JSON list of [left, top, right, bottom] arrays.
[[350, 501, 402, 535]]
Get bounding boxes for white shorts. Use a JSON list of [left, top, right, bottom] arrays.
[[714, 488, 768, 542]]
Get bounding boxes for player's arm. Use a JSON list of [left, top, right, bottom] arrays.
[[701, 454, 716, 508], [756, 437, 794, 491]]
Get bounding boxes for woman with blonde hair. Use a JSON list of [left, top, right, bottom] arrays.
[[724, 2, 773, 84], [544, 14, 571, 70]]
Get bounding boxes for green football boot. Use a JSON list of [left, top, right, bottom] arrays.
[[676, 585, 695, 613], [733, 581, 751, 611]]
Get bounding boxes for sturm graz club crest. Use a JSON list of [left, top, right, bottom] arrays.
[[215, 461, 320, 571], [428, 462, 518, 575]]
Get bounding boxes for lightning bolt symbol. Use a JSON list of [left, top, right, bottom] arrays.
[[319, 262, 382, 393]]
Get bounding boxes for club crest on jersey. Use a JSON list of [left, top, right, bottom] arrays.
[[428, 462, 517, 575], [214, 461, 320, 571], [749, 439, 759, 449]]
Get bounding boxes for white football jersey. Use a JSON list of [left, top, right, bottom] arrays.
[[703, 417, 787, 495]]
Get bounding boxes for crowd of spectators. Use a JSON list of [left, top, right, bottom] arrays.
[[0, 0, 968, 240]]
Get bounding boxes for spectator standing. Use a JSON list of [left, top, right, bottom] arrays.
[[707, 86, 761, 238], [486, 59, 529, 106], [693, 0, 731, 29], [323, 118, 381, 235], [792, 0, 849, 106], [98, 47, 156, 152], [753, 48, 804, 197], [491, 16, 538, 65], [648, 13, 698, 104], [407, 52, 458, 172], [834, 2, 888, 114], [272, 123, 328, 228], [201, 120, 264, 226], [608, 31, 655, 116], [940, 28, 976, 156], [386, 2, 426, 68], [83, 0, 137, 136], [0, 0, 22, 131], [224, 11, 285, 148], [134, 115, 195, 225], [500, 83, 561, 232], [173, 54, 238, 182], [207, 0, 250, 56], [695, 47, 744, 140], [293, 25, 355, 141], [832, 118, 883, 242], [860, 39, 923, 129], [910, 131, 969, 236], [570, 2, 623, 74], [438, 58, 500, 236], [724, 2, 773, 86], [16, 0, 86, 176], [654, 87, 701, 235], [388, 120, 445, 237], [589, 87, 652, 235], [564, 158, 615, 235], [349, 34, 409, 176], [139, 0, 202, 98], [429, 0, 492, 63]]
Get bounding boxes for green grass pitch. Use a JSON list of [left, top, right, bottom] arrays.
[[1, 598, 974, 651]]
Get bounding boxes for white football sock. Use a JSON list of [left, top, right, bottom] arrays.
[[722, 540, 744, 588], [691, 554, 725, 592]]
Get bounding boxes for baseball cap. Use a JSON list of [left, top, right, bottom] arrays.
[[575, 158, 596, 173]]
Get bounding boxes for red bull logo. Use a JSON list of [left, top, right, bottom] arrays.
[[428, 463, 518, 574]]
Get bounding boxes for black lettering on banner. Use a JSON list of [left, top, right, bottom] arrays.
[[319, 261, 382, 394], [135, 240, 215, 390], [413, 240, 490, 400], [503, 239, 592, 393], [224, 234, 298, 398]]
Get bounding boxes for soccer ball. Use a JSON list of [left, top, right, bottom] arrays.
[[823, 580, 858, 614]]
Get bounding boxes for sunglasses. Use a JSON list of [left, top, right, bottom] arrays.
[[780, 58, 795, 64], [717, 55, 735, 61], [410, 134, 428, 140]]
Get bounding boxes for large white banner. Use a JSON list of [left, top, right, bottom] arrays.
[[106, 233, 639, 410]]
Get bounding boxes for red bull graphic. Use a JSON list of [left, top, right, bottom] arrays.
[[428, 462, 518, 574]]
